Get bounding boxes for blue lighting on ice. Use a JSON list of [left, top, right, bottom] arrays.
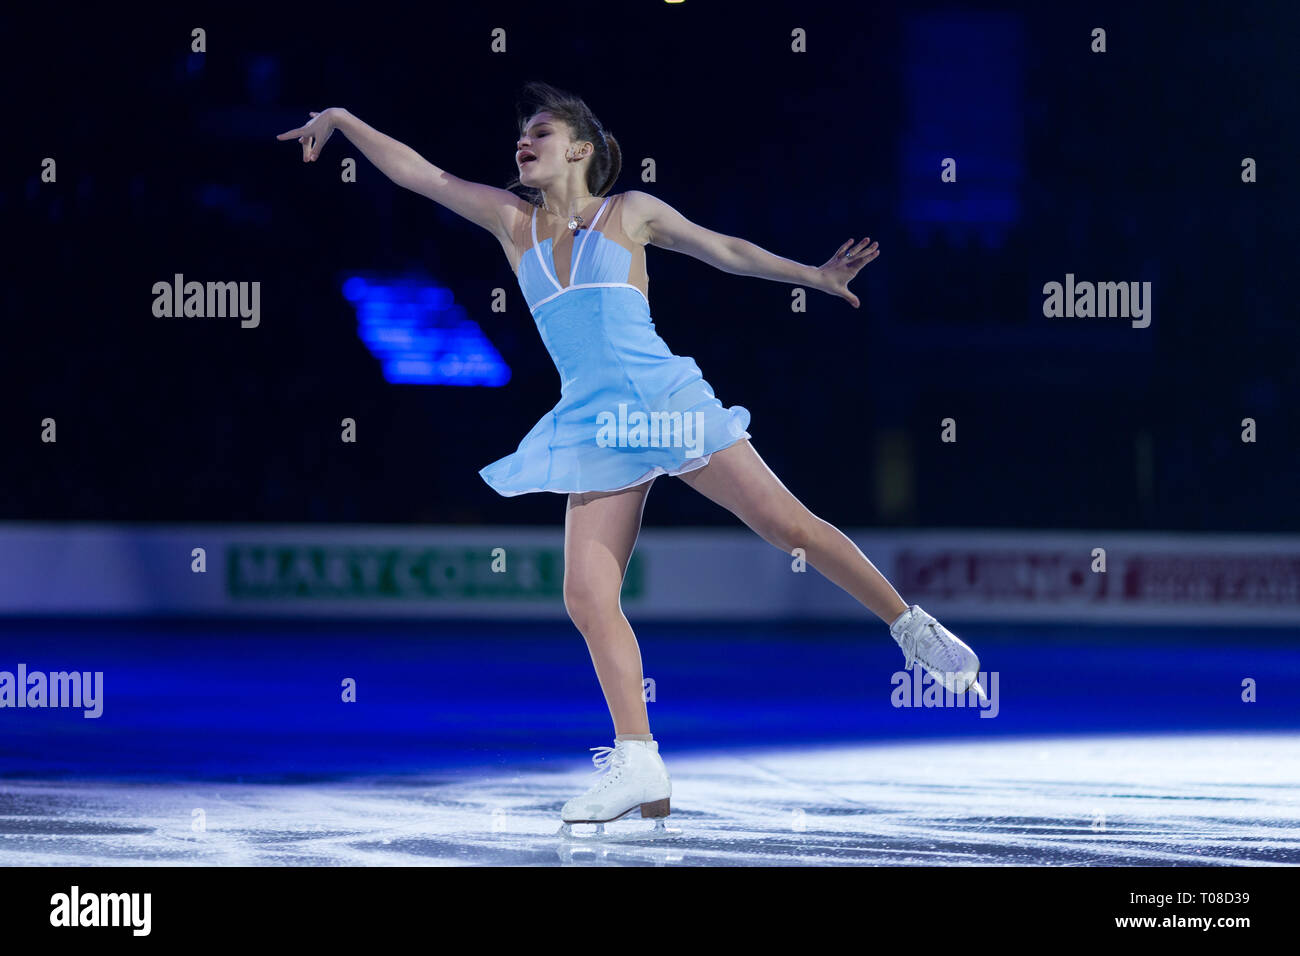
[[342, 275, 510, 386]]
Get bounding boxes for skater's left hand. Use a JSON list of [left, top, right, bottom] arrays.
[[815, 237, 880, 308]]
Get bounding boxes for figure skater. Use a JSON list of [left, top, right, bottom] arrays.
[[277, 81, 983, 835]]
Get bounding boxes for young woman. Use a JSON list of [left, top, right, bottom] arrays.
[[278, 82, 984, 834]]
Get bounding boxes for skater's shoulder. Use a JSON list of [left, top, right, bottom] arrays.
[[614, 190, 657, 246], [501, 193, 540, 234]]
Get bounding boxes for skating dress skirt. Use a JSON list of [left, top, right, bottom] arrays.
[[479, 194, 751, 496]]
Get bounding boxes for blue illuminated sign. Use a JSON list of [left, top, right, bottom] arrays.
[[342, 275, 510, 386]]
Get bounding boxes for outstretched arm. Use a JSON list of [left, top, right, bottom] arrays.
[[277, 108, 520, 244], [624, 189, 879, 308]]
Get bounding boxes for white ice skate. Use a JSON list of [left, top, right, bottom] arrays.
[[890, 604, 987, 702], [558, 739, 679, 841]]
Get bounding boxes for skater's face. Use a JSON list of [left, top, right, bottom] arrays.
[[516, 111, 589, 185]]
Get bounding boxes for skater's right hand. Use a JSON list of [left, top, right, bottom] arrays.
[[276, 108, 342, 162]]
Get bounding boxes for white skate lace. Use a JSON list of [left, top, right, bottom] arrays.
[[585, 745, 626, 792], [899, 619, 957, 673]]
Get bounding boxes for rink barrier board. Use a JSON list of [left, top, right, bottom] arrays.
[[0, 523, 1297, 625]]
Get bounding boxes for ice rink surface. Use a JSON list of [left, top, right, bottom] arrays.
[[2, 732, 1297, 866]]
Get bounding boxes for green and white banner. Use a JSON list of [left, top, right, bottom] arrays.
[[0, 523, 1296, 625]]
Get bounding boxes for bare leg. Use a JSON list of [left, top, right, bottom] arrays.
[[563, 480, 655, 736], [678, 440, 909, 624]]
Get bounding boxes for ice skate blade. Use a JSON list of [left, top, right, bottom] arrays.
[[557, 817, 681, 842], [922, 667, 987, 703], [559, 797, 672, 827]]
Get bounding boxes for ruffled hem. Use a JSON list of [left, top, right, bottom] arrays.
[[480, 405, 751, 497], [484, 430, 751, 496]]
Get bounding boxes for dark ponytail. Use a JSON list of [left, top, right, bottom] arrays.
[[504, 81, 622, 205]]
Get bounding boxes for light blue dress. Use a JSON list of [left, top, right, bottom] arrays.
[[479, 193, 751, 496]]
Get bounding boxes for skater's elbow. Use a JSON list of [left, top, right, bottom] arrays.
[[712, 236, 761, 276], [665, 228, 747, 275]]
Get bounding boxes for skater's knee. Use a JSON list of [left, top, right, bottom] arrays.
[[758, 509, 823, 554], [563, 576, 622, 632]]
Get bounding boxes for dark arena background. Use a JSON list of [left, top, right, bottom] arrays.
[[1, 0, 1296, 936]]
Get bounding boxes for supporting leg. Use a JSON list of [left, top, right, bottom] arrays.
[[563, 480, 656, 736]]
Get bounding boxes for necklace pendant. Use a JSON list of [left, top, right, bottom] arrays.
[[568, 215, 583, 231]]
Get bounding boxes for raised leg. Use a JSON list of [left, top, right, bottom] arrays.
[[563, 479, 655, 736], [677, 440, 909, 624]]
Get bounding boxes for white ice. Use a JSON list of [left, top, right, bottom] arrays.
[[2, 732, 1297, 866]]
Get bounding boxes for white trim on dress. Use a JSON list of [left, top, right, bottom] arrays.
[[488, 433, 753, 497], [530, 282, 649, 312], [531, 196, 612, 293]]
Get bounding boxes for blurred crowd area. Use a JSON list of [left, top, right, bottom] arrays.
[[5, 4, 1294, 529]]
